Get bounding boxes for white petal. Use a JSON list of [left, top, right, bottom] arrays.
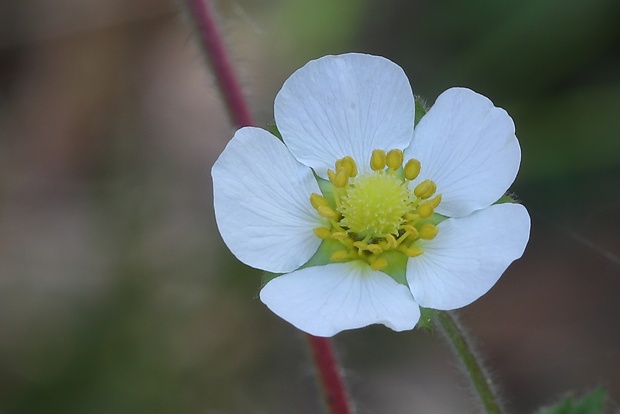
[[275, 53, 415, 178], [407, 203, 530, 310], [260, 262, 421, 337], [405, 88, 521, 217], [212, 127, 327, 273]]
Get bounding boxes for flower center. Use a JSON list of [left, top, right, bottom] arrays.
[[339, 172, 410, 238], [310, 149, 442, 271]]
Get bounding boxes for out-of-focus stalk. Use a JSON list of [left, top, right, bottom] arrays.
[[185, 0, 254, 127], [436, 311, 504, 414], [185, 2, 353, 413]]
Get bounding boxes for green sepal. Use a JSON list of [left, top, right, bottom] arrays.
[[266, 122, 283, 141], [377, 250, 408, 285], [494, 193, 520, 205], [316, 174, 337, 208], [414, 96, 429, 126], [537, 388, 607, 414], [417, 307, 437, 331], [261, 271, 280, 288], [423, 212, 448, 226]]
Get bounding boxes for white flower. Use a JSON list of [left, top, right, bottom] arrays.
[[212, 53, 530, 337]]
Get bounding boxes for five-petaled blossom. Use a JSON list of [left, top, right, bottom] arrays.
[[212, 53, 530, 337]]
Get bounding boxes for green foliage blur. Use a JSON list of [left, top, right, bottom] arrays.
[[538, 389, 607, 414]]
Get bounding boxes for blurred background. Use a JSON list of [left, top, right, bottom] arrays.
[[1, 0, 619, 413]]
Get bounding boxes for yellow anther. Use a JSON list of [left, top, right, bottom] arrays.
[[418, 202, 435, 218], [370, 149, 386, 171], [403, 212, 418, 222], [331, 231, 348, 240], [339, 156, 358, 177], [367, 243, 383, 254], [317, 205, 339, 219], [385, 234, 398, 248], [337, 237, 355, 248], [402, 246, 424, 257], [313, 227, 332, 239], [414, 179, 437, 199], [404, 158, 421, 180], [333, 168, 349, 187], [419, 223, 439, 240], [327, 168, 336, 184], [352, 241, 382, 254], [419, 194, 442, 218], [428, 194, 442, 208], [370, 257, 389, 271], [310, 193, 329, 210], [403, 225, 419, 238], [353, 241, 368, 251], [331, 250, 350, 261], [386, 149, 404, 170]]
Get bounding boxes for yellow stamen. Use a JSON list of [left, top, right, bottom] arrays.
[[331, 231, 348, 240], [385, 234, 398, 248], [403, 225, 419, 238], [419, 223, 439, 240], [317, 205, 339, 219], [404, 158, 421, 180], [327, 168, 337, 184], [418, 194, 442, 218], [418, 204, 434, 218], [339, 156, 358, 177], [313, 227, 332, 239], [402, 246, 424, 257], [386, 149, 404, 170], [367, 243, 383, 254], [310, 193, 329, 210], [333, 168, 349, 188], [370, 257, 389, 271], [370, 149, 386, 171], [353, 241, 368, 251], [403, 212, 418, 222], [414, 179, 437, 199], [428, 194, 442, 208]]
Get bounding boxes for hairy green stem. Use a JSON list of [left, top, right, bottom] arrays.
[[435, 311, 505, 414]]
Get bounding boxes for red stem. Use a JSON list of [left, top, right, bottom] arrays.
[[307, 335, 353, 414], [186, 1, 352, 412], [186, 0, 254, 128]]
